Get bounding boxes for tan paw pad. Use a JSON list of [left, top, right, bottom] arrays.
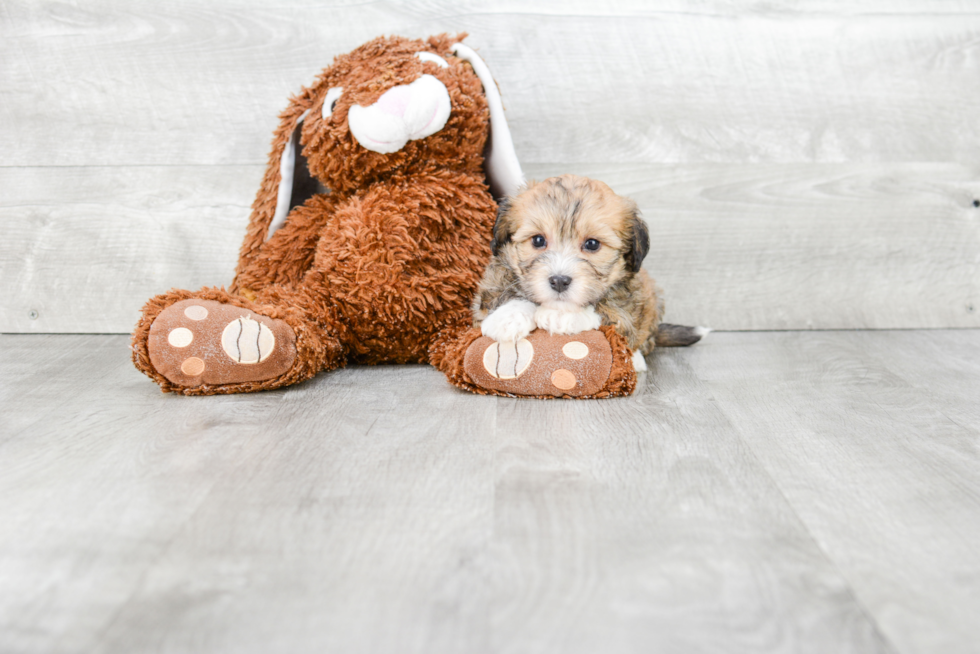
[[482, 339, 534, 380], [168, 327, 194, 348], [551, 369, 577, 390], [184, 305, 209, 321], [181, 357, 206, 376], [562, 341, 589, 359], [221, 317, 275, 364]]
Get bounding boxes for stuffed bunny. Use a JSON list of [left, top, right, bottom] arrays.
[[132, 33, 637, 398]]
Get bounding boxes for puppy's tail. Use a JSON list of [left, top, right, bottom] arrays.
[[655, 323, 710, 347]]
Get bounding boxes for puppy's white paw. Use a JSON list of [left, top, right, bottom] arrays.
[[481, 299, 537, 342], [631, 349, 648, 373], [534, 305, 602, 335]]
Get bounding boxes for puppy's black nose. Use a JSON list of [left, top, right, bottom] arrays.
[[549, 275, 572, 293]]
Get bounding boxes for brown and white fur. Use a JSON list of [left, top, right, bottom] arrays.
[[471, 174, 706, 371]]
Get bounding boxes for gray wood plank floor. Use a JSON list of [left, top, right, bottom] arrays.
[[1, 330, 977, 654]]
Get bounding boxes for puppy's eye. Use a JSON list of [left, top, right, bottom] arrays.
[[583, 238, 601, 252], [322, 87, 343, 119], [531, 234, 547, 249]]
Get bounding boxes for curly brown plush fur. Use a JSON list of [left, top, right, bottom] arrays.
[[132, 34, 497, 394]]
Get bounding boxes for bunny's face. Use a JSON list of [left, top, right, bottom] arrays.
[[300, 34, 490, 194]]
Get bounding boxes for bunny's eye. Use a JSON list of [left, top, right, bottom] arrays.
[[322, 87, 343, 119], [416, 52, 449, 68]]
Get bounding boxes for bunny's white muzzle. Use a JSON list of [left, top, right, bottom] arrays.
[[347, 74, 451, 154]]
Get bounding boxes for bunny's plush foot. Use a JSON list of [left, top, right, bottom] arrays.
[[431, 326, 637, 399], [133, 288, 347, 395], [146, 299, 297, 389]]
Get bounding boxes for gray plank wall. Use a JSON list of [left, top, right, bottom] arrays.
[[2, 0, 979, 333]]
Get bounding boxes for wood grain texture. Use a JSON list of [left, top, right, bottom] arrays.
[[0, 335, 496, 653], [0, 165, 257, 333], [859, 329, 980, 430], [4, 331, 979, 652], [692, 330, 980, 654], [526, 162, 980, 331], [17, 331, 980, 652], [3, 163, 977, 333], [4, 1, 979, 334], [488, 355, 892, 654], [3, 1, 980, 166], [91, 366, 497, 654]]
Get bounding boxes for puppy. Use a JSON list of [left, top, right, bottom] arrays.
[[472, 174, 705, 371]]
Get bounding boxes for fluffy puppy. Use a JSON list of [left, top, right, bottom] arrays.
[[472, 174, 705, 371]]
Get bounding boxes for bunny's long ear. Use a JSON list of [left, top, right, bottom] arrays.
[[450, 43, 524, 201], [234, 97, 325, 284], [267, 110, 328, 241], [266, 109, 309, 240]]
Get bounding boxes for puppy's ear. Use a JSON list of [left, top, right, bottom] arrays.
[[624, 208, 650, 273], [490, 197, 514, 256]]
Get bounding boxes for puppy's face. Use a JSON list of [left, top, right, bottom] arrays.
[[492, 174, 650, 309]]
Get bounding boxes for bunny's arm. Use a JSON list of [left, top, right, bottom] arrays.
[[232, 192, 344, 300]]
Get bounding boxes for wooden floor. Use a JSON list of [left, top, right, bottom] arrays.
[[1, 330, 978, 654]]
